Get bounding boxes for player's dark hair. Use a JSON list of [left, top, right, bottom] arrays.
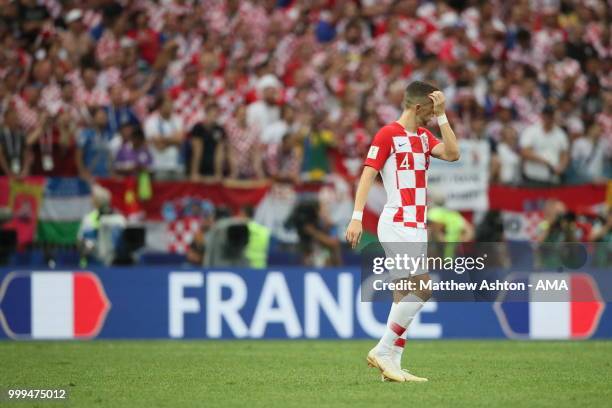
[[403, 81, 439, 109]]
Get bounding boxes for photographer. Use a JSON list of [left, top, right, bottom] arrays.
[[77, 184, 126, 266], [536, 207, 580, 270], [589, 209, 612, 267], [286, 199, 342, 267]]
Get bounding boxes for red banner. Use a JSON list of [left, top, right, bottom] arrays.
[[363, 183, 608, 237], [96, 179, 607, 226], [489, 183, 607, 214], [98, 178, 270, 220], [1, 177, 45, 248]]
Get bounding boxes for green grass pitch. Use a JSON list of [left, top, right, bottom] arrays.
[[1, 340, 611, 407]]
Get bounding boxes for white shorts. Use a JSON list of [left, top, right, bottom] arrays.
[[377, 208, 429, 279]]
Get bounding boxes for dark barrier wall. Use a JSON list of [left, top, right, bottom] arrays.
[[0, 268, 610, 340]]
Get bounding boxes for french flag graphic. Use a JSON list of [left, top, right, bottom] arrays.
[[0, 272, 110, 340], [494, 273, 605, 339]]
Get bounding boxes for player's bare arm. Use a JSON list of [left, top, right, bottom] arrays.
[[345, 166, 378, 249], [429, 91, 460, 162]]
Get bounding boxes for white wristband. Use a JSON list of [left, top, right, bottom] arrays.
[[352, 211, 363, 221], [437, 114, 448, 126]]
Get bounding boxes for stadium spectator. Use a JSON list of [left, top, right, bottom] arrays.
[[535, 199, 567, 244], [226, 105, 264, 181], [0, 108, 36, 177], [113, 126, 152, 177], [74, 64, 110, 109], [29, 111, 79, 177], [60, 9, 94, 63], [246, 74, 281, 134], [261, 104, 297, 156], [168, 64, 204, 131], [95, 7, 127, 68], [590, 209, 612, 267], [597, 90, 612, 175], [491, 126, 521, 185], [267, 133, 303, 184], [286, 199, 342, 267], [338, 113, 377, 180], [76, 107, 114, 180], [121, 67, 156, 123], [299, 112, 335, 181], [189, 103, 227, 182], [186, 200, 216, 266], [57, 81, 89, 127], [570, 123, 610, 183], [13, 84, 42, 133], [0, 1, 610, 261], [16, 0, 50, 45], [485, 98, 522, 142], [376, 80, 405, 124], [126, 9, 162, 66], [103, 84, 139, 136], [144, 94, 184, 179], [520, 105, 569, 185], [0, 0, 607, 191], [590, 209, 612, 242]]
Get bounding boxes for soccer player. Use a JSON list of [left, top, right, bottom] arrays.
[[345, 81, 460, 382]]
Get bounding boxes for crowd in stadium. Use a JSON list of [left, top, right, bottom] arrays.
[[0, 0, 610, 269], [0, 0, 610, 185]]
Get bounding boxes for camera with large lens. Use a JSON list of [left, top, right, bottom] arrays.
[[285, 200, 320, 245]]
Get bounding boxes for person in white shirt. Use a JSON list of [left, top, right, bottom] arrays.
[[520, 105, 569, 185], [144, 95, 184, 179], [260, 104, 296, 146], [494, 126, 522, 185], [571, 123, 609, 183], [246, 74, 281, 134], [260, 104, 297, 164]]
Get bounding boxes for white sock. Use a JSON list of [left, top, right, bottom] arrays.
[[377, 294, 425, 354]]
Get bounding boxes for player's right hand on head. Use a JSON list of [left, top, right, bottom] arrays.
[[345, 220, 363, 249]]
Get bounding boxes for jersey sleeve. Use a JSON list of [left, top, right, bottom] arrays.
[[421, 127, 441, 153], [364, 127, 393, 170]]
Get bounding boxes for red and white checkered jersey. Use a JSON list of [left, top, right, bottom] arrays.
[[12, 95, 39, 132], [95, 31, 120, 64], [364, 122, 441, 229], [169, 85, 204, 131]]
